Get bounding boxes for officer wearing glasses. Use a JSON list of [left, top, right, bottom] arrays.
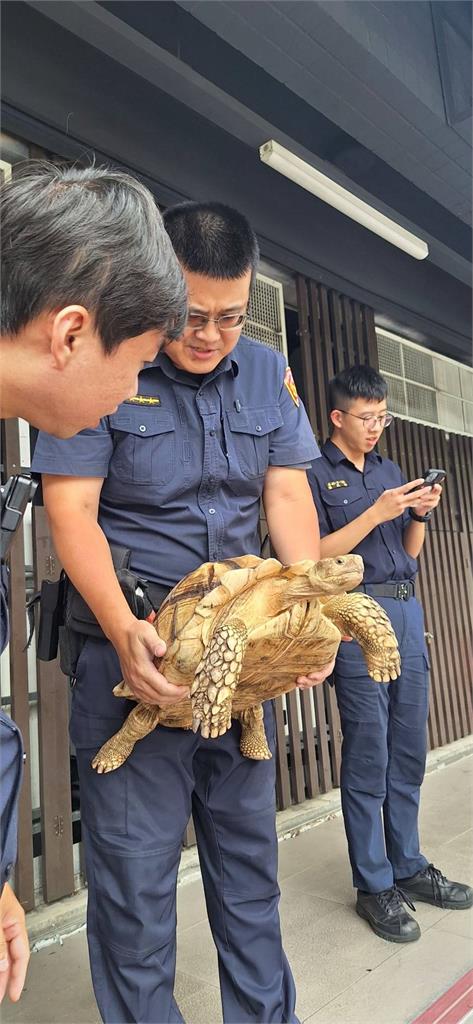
[[32, 201, 335, 1024], [307, 365, 472, 944]]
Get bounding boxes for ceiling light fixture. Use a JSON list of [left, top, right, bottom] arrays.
[[259, 140, 429, 261]]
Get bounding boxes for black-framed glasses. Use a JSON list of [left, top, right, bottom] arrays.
[[187, 312, 247, 332], [339, 410, 393, 430]]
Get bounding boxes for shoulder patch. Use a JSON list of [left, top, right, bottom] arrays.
[[284, 367, 299, 407]]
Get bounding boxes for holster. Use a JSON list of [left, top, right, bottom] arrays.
[[37, 545, 162, 678]]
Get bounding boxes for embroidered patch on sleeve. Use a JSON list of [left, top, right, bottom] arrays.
[[284, 367, 300, 407]]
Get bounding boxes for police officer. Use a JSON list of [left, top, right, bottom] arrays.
[[32, 201, 333, 1024], [308, 364, 473, 943], [0, 160, 187, 1002]]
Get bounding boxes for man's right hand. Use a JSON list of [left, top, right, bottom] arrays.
[[110, 618, 190, 706], [372, 479, 431, 525]]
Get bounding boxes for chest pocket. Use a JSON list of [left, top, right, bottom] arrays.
[[322, 486, 371, 530], [109, 410, 176, 486], [225, 406, 283, 480]]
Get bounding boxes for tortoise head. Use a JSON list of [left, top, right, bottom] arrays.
[[287, 554, 364, 597]]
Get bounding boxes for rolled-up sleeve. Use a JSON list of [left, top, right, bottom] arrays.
[[269, 366, 321, 467], [32, 420, 114, 477]]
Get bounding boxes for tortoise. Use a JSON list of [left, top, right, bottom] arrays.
[[92, 553, 400, 773], [91, 557, 399, 770]]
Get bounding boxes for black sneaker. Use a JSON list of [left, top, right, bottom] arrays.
[[397, 864, 473, 910], [356, 887, 421, 943]]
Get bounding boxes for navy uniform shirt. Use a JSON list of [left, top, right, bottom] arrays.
[[0, 710, 23, 888], [308, 439, 417, 584], [32, 337, 320, 588]]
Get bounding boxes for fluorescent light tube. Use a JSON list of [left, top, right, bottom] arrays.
[[259, 140, 429, 261]]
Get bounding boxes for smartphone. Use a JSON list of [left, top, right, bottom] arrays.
[[423, 468, 446, 487]]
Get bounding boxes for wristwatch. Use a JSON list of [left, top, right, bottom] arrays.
[[409, 508, 432, 523]]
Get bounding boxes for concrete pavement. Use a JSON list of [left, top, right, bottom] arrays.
[[3, 743, 472, 1024]]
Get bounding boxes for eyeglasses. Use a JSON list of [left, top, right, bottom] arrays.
[[339, 410, 393, 430], [187, 312, 247, 332]]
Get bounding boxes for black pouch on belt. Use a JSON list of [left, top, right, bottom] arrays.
[[54, 545, 155, 677]]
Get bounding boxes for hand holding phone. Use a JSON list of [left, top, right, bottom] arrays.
[[423, 468, 446, 488]]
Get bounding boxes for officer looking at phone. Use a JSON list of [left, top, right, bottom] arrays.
[[308, 365, 472, 944]]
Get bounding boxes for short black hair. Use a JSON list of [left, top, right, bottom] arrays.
[[1, 161, 188, 352], [163, 201, 259, 281], [329, 365, 388, 411]]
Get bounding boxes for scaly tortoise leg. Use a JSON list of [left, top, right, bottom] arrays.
[[322, 593, 401, 682], [91, 703, 160, 774], [190, 618, 248, 739], [237, 704, 272, 760]]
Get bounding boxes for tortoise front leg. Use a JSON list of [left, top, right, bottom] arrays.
[[91, 703, 160, 774], [237, 704, 272, 760], [322, 593, 400, 682], [190, 618, 248, 739]]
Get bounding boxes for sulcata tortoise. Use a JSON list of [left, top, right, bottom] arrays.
[[92, 554, 400, 774]]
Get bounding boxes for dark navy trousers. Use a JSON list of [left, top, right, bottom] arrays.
[[71, 639, 298, 1024], [334, 595, 430, 893]]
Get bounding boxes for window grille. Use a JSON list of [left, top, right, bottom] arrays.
[[377, 329, 472, 436], [245, 273, 288, 359]]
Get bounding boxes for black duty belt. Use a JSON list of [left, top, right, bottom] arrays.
[[353, 580, 415, 601]]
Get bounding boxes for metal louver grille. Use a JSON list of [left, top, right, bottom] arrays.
[[384, 374, 407, 417], [245, 273, 288, 359], [406, 382, 438, 424], [436, 394, 465, 433], [378, 335, 403, 377], [403, 347, 435, 388], [377, 329, 472, 436]]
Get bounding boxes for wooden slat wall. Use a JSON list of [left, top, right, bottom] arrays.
[[2, 274, 471, 902], [284, 273, 473, 811]]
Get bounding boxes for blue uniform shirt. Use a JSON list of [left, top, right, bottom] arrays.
[[32, 336, 320, 588], [308, 439, 417, 584], [0, 710, 23, 888]]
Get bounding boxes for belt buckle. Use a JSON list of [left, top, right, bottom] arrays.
[[396, 582, 410, 600]]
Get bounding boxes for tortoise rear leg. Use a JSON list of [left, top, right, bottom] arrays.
[[91, 703, 160, 774], [237, 704, 272, 760], [190, 619, 247, 739]]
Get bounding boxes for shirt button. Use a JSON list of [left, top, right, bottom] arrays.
[[139, 425, 146, 432], [208, 508, 216, 515], [208, 476, 215, 485], [255, 425, 262, 432], [209, 429, 216, 437], [212, 551, 218, 559], [343, 499, 348, 505]]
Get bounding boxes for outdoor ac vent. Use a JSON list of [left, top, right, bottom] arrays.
[[462, 402, 473, 434], [384, 374, 407, 417], [376, 328, 472, 436], [245, 273, 288, 359], [406, 382, 439, 424], [377, 334, 403, 377], [437, 393, 465, 434], [403, 346, 435, 388], [434, 359, 460, 397], [460, 367, 473, 402]]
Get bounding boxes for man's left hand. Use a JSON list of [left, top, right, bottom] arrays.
[[296, 659, 336, 689], [413, 483, 442, 517], [0, 884, 30, 1003]]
